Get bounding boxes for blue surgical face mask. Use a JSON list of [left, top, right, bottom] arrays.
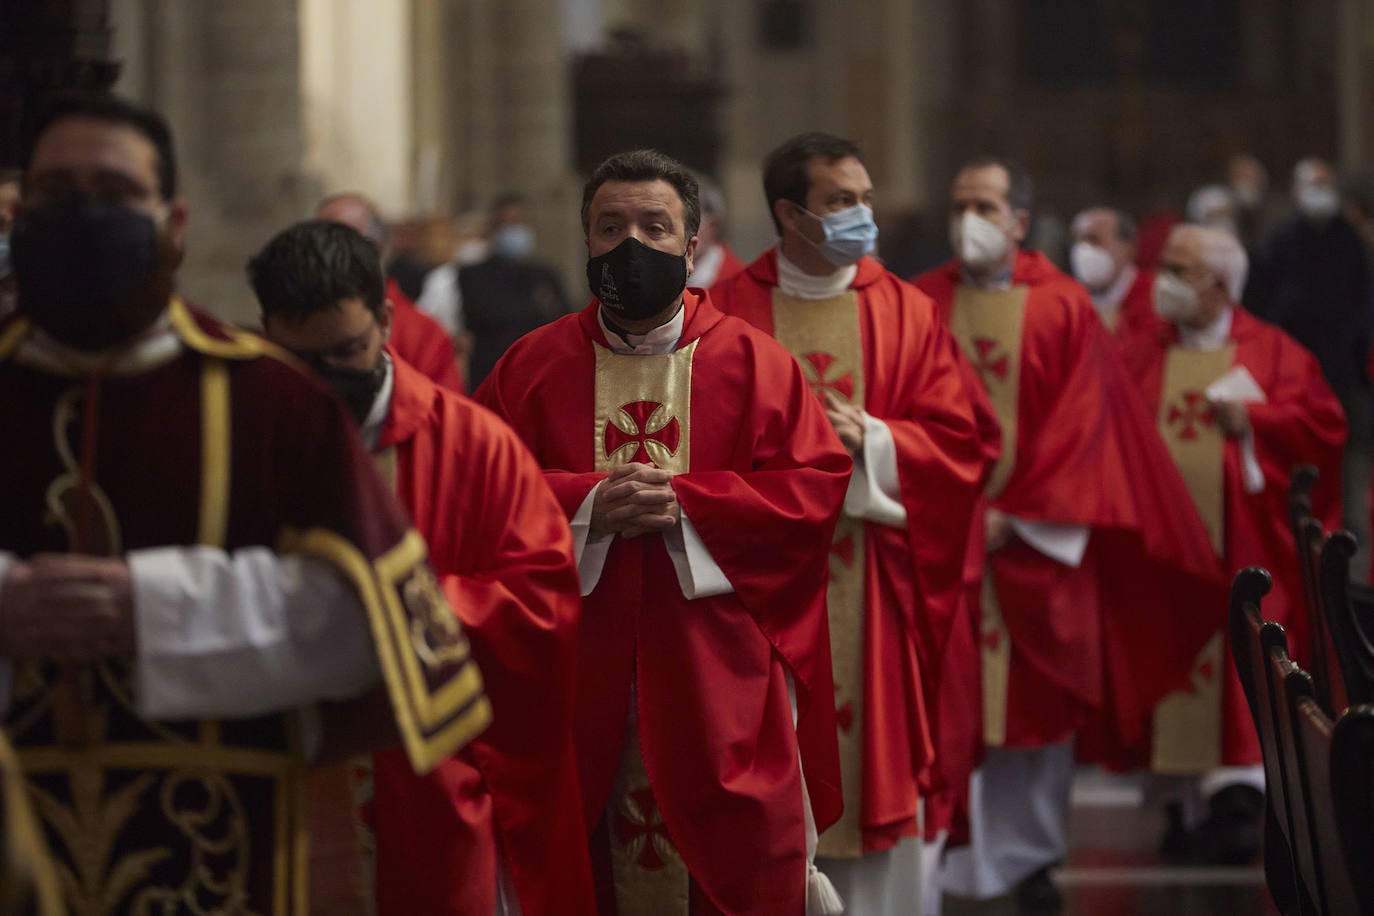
[[490, 224, 535, 259], [798, 203, 878, 267]]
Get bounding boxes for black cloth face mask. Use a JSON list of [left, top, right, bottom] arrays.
[[310, 358, 387, 427], [586, 237, 687, 322], [11, 195, 174, 351]]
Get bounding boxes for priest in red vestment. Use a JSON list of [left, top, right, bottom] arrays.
[[475, 150, 852, 916], [252, 219, 592, 915], [2, 94, 489, 914], [912, 158, 1226, 908], [316, 192, 464, 392], [711, 132, 987, 915], [1115, 224, 1345, 862], [1069, 207, 1160, 339]]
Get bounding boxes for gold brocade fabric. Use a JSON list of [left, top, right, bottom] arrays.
[[593, 341, 696, 911], [948, 285, 1030, 747], [1150, 345, 1235, 774], [769, 289, 869, 858]]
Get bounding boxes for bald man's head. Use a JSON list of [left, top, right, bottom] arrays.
[[316, 193, 388, 249]]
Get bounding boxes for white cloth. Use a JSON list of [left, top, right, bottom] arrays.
[[843, 414, 907, 528], [130, 546, 380, 721], [416, 262, 465, 336], [1008, 518, 1090, 568], [920, 831, 949, 916], [941, 741, 1076, 899], [1177, 307, 1265, 494], [360, 353, 395, 450], [567, 304, 733, 600], [817, 836, 922, 916], [1198, 763, 1266, 799], [776, 249, 857, 300]]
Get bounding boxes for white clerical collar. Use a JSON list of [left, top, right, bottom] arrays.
[[776, 248, 857, 299], [17, 310, 182, 376], [960, 262, 1014, 291], [691, 244, 726, 290], [361, 352, 395, 450], [597, 302, 684, 355], [1177, 306, 1234, 352], [1092, 264, 1138, 316]]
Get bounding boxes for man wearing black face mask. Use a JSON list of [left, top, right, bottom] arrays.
[[0, 93, 490, 913], [474, 149, 853, 915], [252, 219, 594, 916]]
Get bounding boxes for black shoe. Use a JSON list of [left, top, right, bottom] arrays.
[[1158, 801, 1202, 864], [1016, 866, 1064, 913], [1194, 784, 1263, 865]]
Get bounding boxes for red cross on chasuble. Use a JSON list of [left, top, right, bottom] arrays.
[[1150, 344, 1235, 774], [593, 341, 696, 912], [948, 284, 1029, 747], [768, 288, 869, 858]]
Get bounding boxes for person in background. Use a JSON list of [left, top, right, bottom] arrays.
[[457, 191, 573, 390], [1068, 206, 1156, 337], [689, 172, 745, 289], [1185, 185, 1240, 239], [252, 219, 593, 915], [912, 156, 1225, 913], [1245, 157, 1374, 544], [316, 191, 464, 391], [1116, 224, 1345, 864], [1225, 153, 1288, 252]]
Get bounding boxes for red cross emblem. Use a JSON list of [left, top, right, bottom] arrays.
[[830, 533, 856, 569], [801, 352, 855, 402], [971, 337, 1010, 384], [616, 786, 673, 870], [605, 401, 681, 466], [836, 700, 855, 735], [1167, 391, 1215, 441]]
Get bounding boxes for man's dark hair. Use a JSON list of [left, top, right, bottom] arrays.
[[22, 93, 178, 199], [762, 132, 864, 233], [247, 220, 386, 322], [581, 150, 701, 237], [959, 156, 1035, 213]]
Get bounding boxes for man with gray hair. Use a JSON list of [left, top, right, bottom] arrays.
[[1069, 206, 1154, 335], [1117, 223, 1346, 863]]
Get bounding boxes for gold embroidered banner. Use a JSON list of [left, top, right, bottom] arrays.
[[769, 289, 870, 858], [1150, 344, 1234, 773]]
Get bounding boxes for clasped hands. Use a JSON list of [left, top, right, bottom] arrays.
[[591, 463, 681, 538], [0, 555, 136, 662]]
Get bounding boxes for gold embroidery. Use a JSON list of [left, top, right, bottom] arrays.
[[0, 316, 31, 362], [768, 289, 870, 858], [607, 712, 689, 915], [198, 359, 230, 549], [980, 574, 1012, 747], [168, 299, 264, 362], [593, 341, 696, 474], [277, 526, 490, 774], [44, 386, 122, 557]]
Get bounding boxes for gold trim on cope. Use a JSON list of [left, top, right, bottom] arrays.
[[276, 527, 491, 775], [198, 359, 230, 549]]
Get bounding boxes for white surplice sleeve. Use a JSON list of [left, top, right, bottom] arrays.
[[1007, 518, 1091, 569], [842, 413, 908, 528]]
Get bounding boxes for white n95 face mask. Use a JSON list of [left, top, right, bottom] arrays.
[[950, 211, 1011, 270], [1152, 271, 1202, 323], [1070, 241, 1116, 291], [1296, 184, 1340, 221]]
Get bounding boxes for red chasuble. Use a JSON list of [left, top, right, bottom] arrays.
[[912, 251, 1227, 755], [710, 243, 746, 289], [474, 291, 851, 915], [388, 278, 463, 393], [369, 353, 593, 915], [1114, 309, 1345, 769], [712, 250, 986, 855]]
